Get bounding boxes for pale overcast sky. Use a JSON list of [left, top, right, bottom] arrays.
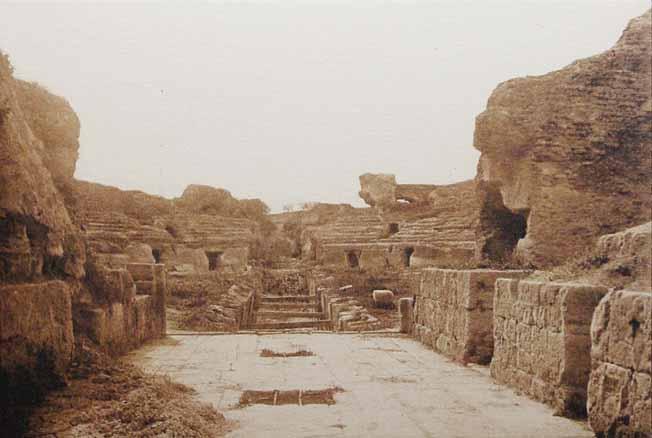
[[0, 1, 649, 211]]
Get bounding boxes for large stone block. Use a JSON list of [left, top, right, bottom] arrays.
[[0, 281, 74, 388], [413, 269, 529, 364], [491, 279, 608, 417], [588, 290, 652, 436]]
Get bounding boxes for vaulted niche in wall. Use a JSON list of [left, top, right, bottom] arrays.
[[346, 251, 359, 268], [478, 183, 530, 262], [388, 223, 399, 235], [152, 248, 162, 264], [206, 251, 223, 271], [403, 247, 415, 267]]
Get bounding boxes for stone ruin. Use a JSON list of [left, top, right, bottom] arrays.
[[474, 10, 651, 267], [1, 9, 651, 438]]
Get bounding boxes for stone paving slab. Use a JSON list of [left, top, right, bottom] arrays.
[[129, 333, 593, 438]]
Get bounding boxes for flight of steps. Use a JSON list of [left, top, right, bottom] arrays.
[[251, 295, 332, 330]]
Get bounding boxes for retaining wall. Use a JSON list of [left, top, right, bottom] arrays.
[[492, 279, 607, 416], [413, 269, 529, 364], [587, 290, 651, 435]]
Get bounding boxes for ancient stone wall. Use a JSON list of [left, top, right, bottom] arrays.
[[1, 51, 168, 414], [73, 181, 260, 274], [588, 290, 651, 436], [0, 281, 74, 393], [308, 177, 477, 269], [76, 262, 166, 353], [492, 279, 608, 416], [596, 222, 651, 290], [0, 52, 86, 410], [474, 10, 652, 267], [413, 269, 529, 364]]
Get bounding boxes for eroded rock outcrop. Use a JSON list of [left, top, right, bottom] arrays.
[[0, 52, 86, 423], [0, 54, 85, 282], [475, 10, 652, 267]]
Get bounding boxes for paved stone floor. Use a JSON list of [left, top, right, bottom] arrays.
[[130, 333, 593, 438]]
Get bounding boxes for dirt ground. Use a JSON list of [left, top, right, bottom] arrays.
[[24, 338, 231, 438]]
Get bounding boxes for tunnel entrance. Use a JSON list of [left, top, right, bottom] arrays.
[[478, 183, 529, 262], [346, 251, 359, 268], [403, 247, 415, 267], [206, 251, 223, 271], [388, 223, 399, 235], [152, 248, 162, 264]]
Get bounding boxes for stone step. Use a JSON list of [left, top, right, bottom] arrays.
[[256, 311, 324, 319], [261, 295, 318, 303], [249, 320, 332, 330], [258, 303, 320, 311]]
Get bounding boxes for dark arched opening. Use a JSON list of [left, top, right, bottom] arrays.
[[346, 251, 359, 268], [403, 247, 414, 267]]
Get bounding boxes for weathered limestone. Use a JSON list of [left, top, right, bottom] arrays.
[[474, 10, 652, 266], [414, 269, 529, 364], [492, 279, 608, 416], [78, 262, 167, 352], [358, 173, 397, 208], [14, 79, 81, 190], [317, 288, 380, 332], [309, 177, 477, 269], [399, 297, 414, 334], [124, 243, 155, 264], [597, 222, 652, 290], [372, 289, 394, 307], [0, 53, 85, 282], [0, 281, 74, 385], [588, 290, 651, 436]]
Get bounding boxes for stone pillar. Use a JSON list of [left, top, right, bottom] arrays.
[[399, 297, 414, 334]]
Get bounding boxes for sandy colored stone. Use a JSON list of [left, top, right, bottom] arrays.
[[414, 269, 529, 364], [125, 243, 155, 264], [588, 290, 652, 436], [0, 281, 74, 382], [0, 52, 85, 281], [474, 11, 652, 266], [492, 279, 608, 416]]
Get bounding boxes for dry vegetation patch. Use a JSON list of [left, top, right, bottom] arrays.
[[25, 341, 231, 438], [259, 348, 314, 358]]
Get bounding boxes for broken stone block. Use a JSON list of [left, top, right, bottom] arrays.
[[372, 289, 394, 307], [0, 281, 74, 387]]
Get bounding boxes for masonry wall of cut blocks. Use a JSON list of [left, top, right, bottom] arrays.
[[78, 263, 167, 353], [491, 280, 608, 416], [587, 290, 651, 435], [413, 269, 529, 364]]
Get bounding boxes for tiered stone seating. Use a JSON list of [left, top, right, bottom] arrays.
[[312, 211, 385, 245], [381, 213, 475, 250], [162, 213, 257, 248]]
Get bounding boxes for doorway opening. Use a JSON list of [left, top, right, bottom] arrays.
[[346, 251, 360, 268], [206, 251, 223, 271], [152, 248, 162, 264], [403, 247, 414, 267]]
